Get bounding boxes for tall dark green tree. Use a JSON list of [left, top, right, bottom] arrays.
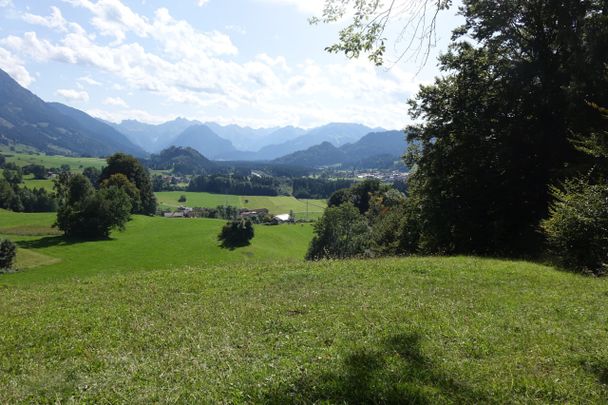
[[55, 173, 132, 238], [99, 153, 156, 215], [403, 0, 608, 255]]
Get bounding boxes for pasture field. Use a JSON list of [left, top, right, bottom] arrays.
[[2, 149, 106, 171], [156, 191, 327, 218], [0, 253, 607, 403], [21, 177, 55, 191], [0, 209, 314, 285]]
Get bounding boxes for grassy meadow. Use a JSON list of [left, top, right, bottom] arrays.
[[0, 253, 607, 403], [0, 209, 314, 285], [156, 191, 327, 218], [21, 177, 55, 191], [3, 151, 106, 171], [2, 154, 607, 403]]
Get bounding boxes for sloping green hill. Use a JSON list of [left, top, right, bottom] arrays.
[[0, 209, 314, 284], [0, 256, 607, 403]]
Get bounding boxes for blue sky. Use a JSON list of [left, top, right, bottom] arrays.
[[0, 0, 463, 129]]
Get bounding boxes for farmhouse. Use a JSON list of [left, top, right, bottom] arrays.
[[272, 213, 292, 224], [239, 208, 269, 219], [163, 211, 185, 218]]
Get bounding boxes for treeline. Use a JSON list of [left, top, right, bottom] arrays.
[[307, 0, 608, 275], [188, 174, 280, 196], [292, 178, 354, 199], [0, 162, 56, 212], [1, 153, 157, 240]]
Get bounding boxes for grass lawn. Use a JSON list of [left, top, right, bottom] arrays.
[[156, 191, 327, 218], [0, 209, 314, 285], [0, 256, 607, 403]]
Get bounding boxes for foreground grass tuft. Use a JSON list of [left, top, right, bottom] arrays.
[[1, 257, 607, 403]]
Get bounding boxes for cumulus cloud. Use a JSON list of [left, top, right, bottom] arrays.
[[256, 0, 325, 14], [103, 96, 128, 107], [0, 47, 33, 87], [78, 75, 102, 86], [56, 88, 89, 102], [2, 0, 422, 128], [22, 6, 86, 34]]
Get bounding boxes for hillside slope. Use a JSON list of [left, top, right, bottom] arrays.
[[111, 118, 200, 152], [49, 103, 146, 157], [0, 253, 606, 403], [0, 69, 144, 157], [254, 123, 379, 160], [274, 130, 406, 167], [170, 124, 238, 159], [148, 146, 215, 174]]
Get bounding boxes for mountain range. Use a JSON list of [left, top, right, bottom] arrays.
[[0, 68, 145, 157], [0, 68, 407, 168], [273, 131, 407, 168]]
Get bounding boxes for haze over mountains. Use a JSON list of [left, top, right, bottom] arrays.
[[0, 68, 406, 168]]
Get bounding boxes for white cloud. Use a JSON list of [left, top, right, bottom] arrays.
[[87, 107, 174, 124], [2, 0, 420, 129], [78, 75, 102, 86], [196, 0, 209, 6], [63, 0, 150, 44], [0, 0, 13, 7], [225, 25, 246, 35], [56, 88, 89, 101], [0, 47, 33, 87], [22, 6, 85, 34], [103, 96, 128, 107], [256, 0, 325, 14]]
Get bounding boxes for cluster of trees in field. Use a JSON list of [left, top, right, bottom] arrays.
[[0, 161, 56, 212], [55, 154, 156, 238], [218, 218, 255, 249], [309, 0, 608, 275], [188, 174, 281, 196], [292, 178, 354, 199]]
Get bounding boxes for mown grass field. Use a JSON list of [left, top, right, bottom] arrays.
[[0, 253, 607, 403], [156, 191, 327, 218], [0, 209, 314, 285], [3, 151, 106, 171]]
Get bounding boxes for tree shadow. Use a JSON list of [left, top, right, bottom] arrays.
[[16, 235, 112, 249], [582, 361, 608, 386], [218, 239, 252, 251], [260, 332, 488, 404]]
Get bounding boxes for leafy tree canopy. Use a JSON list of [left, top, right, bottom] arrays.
[[100, 153, 156, 215]]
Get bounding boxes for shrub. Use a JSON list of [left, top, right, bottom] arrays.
[[541, 180, 608, 275], [218, 218, 255, 249], [178, 195, 187, 203], [306, 203, 371, 260], [0, 239, 17, 270]]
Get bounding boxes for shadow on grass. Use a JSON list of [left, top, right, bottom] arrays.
[[260, 332, 488, 404], [582, 361, 608, 386], [219, 241, 252, 251], [16, 235, 113, 249]]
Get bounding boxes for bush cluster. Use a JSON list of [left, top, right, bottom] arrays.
[[218, 218, 255, 249], [0, 239, 17, 271]]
